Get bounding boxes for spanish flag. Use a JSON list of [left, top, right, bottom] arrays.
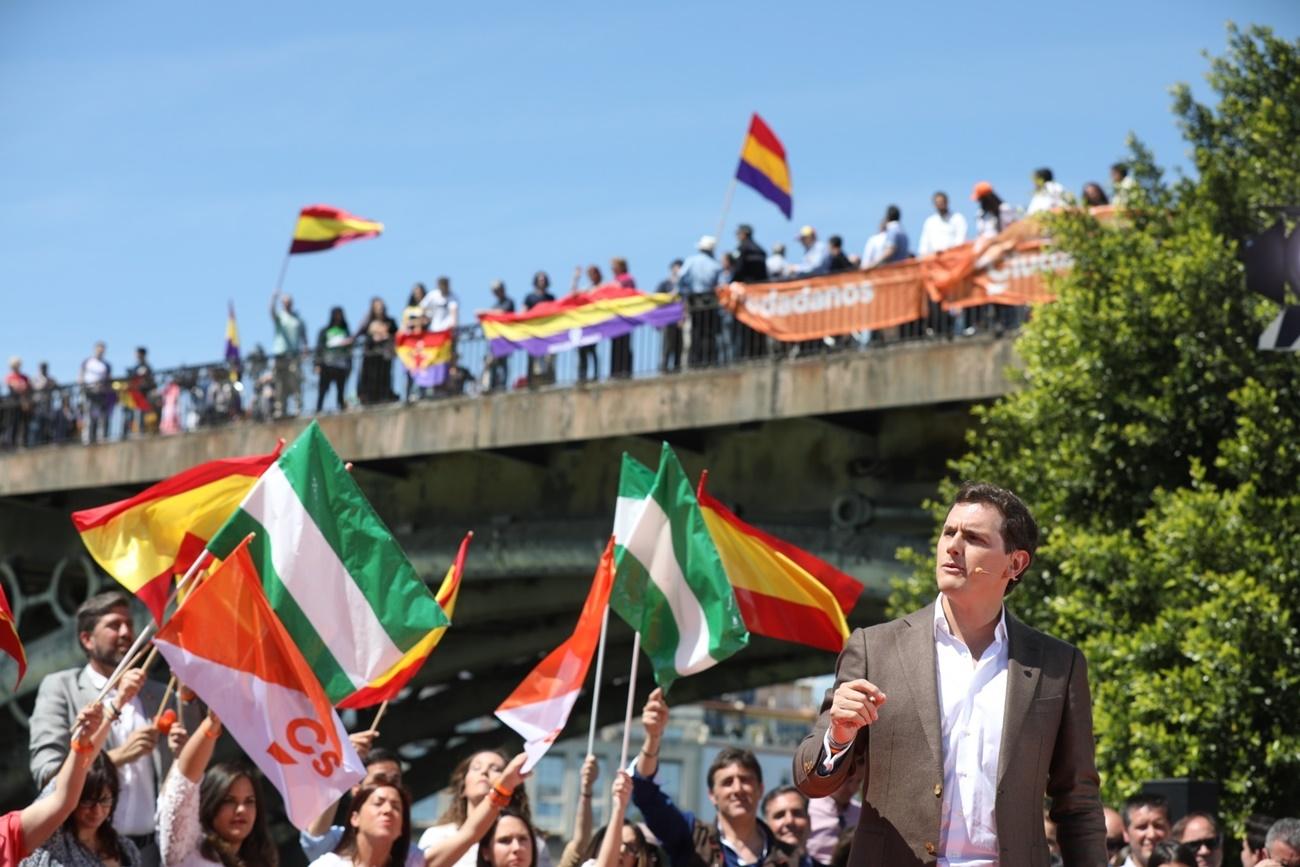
[[71, 448, 281, 622], [735, 113, 792, 219], [697, 473, 861, 652], [1, 583, 25, 689], [289, 204, 384, 255], [336, 531, 471, 710]]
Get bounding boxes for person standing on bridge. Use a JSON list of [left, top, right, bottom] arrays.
[[269, 291, 307, 418], [792, 482, 1107, 866]]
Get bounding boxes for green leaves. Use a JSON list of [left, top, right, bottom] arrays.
[[891, 24, 1300, 828]]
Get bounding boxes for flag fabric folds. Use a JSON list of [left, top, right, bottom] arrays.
[[337, 531, 472, 710], [395, 329, 452, 388], [152, 536, 364, 829], [478, 286, 682, 359], [496, 538, 615, 772], [71, 449, 281, 622], [0, 583, 25, 689], [225, 302, 241, 370], [289, 205, 384, 255], [610, 446, 748, 691], [735, 113, 792, 219], [696, 475, 862, 653], [206, 421, 449, 705]]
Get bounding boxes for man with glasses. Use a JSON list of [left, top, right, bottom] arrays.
[[1104, 806, 1128, 866], [1172, 812, 1222, 867]]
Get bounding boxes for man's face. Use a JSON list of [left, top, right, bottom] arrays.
[[934, 501, 1022, 602], [763, 792, 809, 849], [1178, 816, 1222, 867], [80, 605, 134, 668], [799, 233, 814, 250], [1125, 805, 1170, 867], [1110, 168, 1123, 185], [1104, 808, 1128, 863], [94, 343, 106, 359], [708, 762, 760, 824], [281, 294, 294, 311], [934, 194, 949, 214], [1267, 838, 1300, 867]]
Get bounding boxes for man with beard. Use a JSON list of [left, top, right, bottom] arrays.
[[632, 687, 798, 867], [29, 592, 198, 867]]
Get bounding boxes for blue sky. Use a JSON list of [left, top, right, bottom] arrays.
[[2, 1, 1296, 381]]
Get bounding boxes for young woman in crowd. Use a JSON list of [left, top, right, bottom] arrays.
[[156, 712, 277, 867], [314, 306, 354, 413], [475, 809, 537, 867], [354, 297, 398, 405], [309, 779, 411, 867], [19, 755, 139, 867], [417, 752, 533, 867]]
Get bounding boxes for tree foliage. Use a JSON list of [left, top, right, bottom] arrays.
[[890, 25, 1300, 826]]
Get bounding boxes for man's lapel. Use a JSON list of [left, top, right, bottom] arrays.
[[894, 602, 942, 770], [997, 611, 1043, 785]]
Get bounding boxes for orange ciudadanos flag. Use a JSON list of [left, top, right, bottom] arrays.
[[336, 531, 473, 710], [70, 447, 281, 622], [152, 535, 364, 829], [696, 472, 863, 653]]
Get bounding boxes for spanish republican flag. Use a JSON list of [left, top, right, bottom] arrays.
[[735, 113, 792, 219], [395, 328, 453, 388], [289, 204, 384, 254], [336, 531, 472, 710], [71, 448, 281, 622], [697, 473, 862, 653], [1, 583, 25, 689], [153, 536, 364, 829], [495, 538, 614, 772]]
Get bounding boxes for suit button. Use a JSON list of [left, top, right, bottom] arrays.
[[925, 842, 936, 855], [933, 783, 942, 797]]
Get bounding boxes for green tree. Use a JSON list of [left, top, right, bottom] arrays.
[[892, 25, 1300, 826]]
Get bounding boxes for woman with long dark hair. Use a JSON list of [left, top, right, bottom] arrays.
[[157, 713, 277, 867], [20, 755, 140, 867], [309, 779, 411, 867], [417, 751, 531, 867], [354, 297, 398, 405], [475, 809, 537, 867], [315, 306, 353, 413]]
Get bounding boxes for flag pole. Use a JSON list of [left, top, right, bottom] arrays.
[[154, 675, 177, 719], [714, 177, 738, 247], [273, 248, 292, 294], [368, 700, 390, 734], [585, 604, 611, 757], [617, 632, 642, 771]]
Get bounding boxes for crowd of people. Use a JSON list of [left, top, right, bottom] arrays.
[[1, 164, 1138, 454]]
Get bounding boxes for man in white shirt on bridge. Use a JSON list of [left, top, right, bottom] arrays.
[[917, 192, 968, 256]]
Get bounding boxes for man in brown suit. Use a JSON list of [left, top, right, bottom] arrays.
[[793, 482, 1106, 866]]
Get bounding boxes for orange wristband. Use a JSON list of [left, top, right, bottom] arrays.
[[71, 738, 95, 755], [204, 727, 220, 740]]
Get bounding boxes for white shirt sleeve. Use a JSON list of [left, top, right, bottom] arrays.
[[818, 730, 854, 774]]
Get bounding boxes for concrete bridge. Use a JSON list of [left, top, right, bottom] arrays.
[[0, 335, 1018, 810]]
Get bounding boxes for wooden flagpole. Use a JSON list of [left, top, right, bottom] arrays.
[[616, 632, 642, 771], [585, 604, 611, 756], [368, 700, 390, 734]]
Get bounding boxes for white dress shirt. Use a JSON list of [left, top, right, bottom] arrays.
[[933, 599, 1009, 867], [86, 665, 157, 836], [918, 212, 969, 255]]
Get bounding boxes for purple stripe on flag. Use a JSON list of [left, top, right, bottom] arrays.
[[736, 160, 793, 218], [487, 300, 683, 358], [409, 363, 448, 388]]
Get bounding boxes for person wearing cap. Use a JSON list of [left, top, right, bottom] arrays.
[[678, 236, 725, 368], [485, 280, 516, 392], [787, 226, 830, 277], [971, 181, 1014, 240]]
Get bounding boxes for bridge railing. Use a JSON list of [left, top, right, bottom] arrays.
[[0, 296, 1025, 452]]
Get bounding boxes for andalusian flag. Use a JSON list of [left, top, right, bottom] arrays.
[[290, 204, 384, 254], [735, 113, 792, 219], [337, 531, 472, 710], [611, 446, 748, 690], [1, 583, 25, 689], [697, 473, 862, 653], [71, 449, 282, 621], [207, 422, 449, 705], [153, 536, 365, 829], [495, 538, 615, 771]]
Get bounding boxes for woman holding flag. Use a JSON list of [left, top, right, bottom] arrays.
[[417, 752, 536, 867], [19, 755, 143, 867], [156, 712, 277, 867]]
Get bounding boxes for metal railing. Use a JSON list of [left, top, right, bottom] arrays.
[[0, 296, 1027, 452]]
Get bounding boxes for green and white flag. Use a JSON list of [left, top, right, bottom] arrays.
[[207, 421, 449, 704], [610, 444, 748, 690]]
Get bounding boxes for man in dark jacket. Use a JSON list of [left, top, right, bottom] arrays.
[[731, 225, 769, 359]]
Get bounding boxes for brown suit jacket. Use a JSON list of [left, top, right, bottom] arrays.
[[793, 601, 1107, 867]]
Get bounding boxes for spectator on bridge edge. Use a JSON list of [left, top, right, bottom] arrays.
[[860, 206, 909, 270], [1082, 182, 1110, 207], [314, 306, 354, 414], [77, 342, 112, 445], [424, 277, 460, 333], [1121, 793, 1171, 867], [632, 687, 799, 867], [524, 272, 557, 387], [732, 226, 768, 283], [355, 297, 400, 406], [485, 281, 516, 392], [678, 236, 724, 369], [826, 237, 853, 274], [788, 227, 829, 277], [656, 260, 684, 374], [269, 291, 307, 419], [1172, 811, 1222, 867], [609, 259, 635, 379], [5, 357, 32, 449], [30, 591, 197, 867], [122, 347, 156, 438], [417, 750, 536, 867], [1027, 167, 1070, 214], [917, 192, 968, 257], [1111, 162, 1138, 208], [570, 266, 603, 384], [765, 243, 787, 279]]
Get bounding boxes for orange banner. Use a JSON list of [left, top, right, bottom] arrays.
[[722, 219, 1072, 342]]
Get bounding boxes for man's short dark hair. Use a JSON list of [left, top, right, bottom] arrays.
[[885, 205, 901, 222], [1267, 818, 1300, 854], [829, 235, 843, 248], [1245, 814, 1276, 851], [934, 191, 949, 201], [1122, 792, 1169, 827], [737, 224, 753, 237], [75, 591, 132, 653], [365, 747, 402, 771], [1172, 811, 1219, 840], [1035, 167, 1054, 183], [760, 785, 807, 818], [707, 747, 762, 790], [1148, 841, 1196, 867], [1111, 162, 1129, 178], [952, 482, 1039, 592], [671, 258, 684, 268]]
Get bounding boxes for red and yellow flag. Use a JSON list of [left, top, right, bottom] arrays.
[[1, 583, 25, 689], [289, 204, 384, 254], [697, 473, 862, 653], [152, 536, 364, 829], [336, 531, 472, 710], [71, 448, 281, 622]]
